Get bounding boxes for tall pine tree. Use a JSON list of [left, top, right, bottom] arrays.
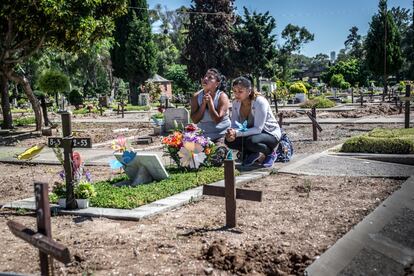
[[111, 0, 157, 105], [365, 0, 402, 100], [183, 0, 237, 80]]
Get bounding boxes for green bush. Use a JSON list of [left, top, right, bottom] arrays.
[[330, 74, 345, 88], [341, 128, 414, 154], [289, 82, 308, 94], [340, 81, 351, 90], [74, 181, 97, 199], [68, 89, 84, 107], [299, 96, 335, 108]]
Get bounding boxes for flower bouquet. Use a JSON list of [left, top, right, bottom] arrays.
[[162, 124, 217, 170], [49, 151, 96, 208]]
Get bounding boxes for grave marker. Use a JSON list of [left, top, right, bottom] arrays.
[[296, 108, 322, 141], [164, 108, 189, 132], [7, 182, 71, 275], [405, 84, 411, 129], [47, 112, 92, 209], [202, 159, 262, 228]]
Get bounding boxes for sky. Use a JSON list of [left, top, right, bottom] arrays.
[[146, 0, 411, 57]]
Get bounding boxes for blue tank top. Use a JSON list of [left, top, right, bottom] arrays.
[[196, 90, 231, 142]]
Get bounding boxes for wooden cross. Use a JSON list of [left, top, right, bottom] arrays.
[[296, 108, 322, 141], [47, 112, 92, 209], [202, 159, 262, 228], [404, 84, 411, 129], [7, 182, 71, 275]]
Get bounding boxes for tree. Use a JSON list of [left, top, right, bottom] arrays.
[[330, 74, 345, 88], [344, 26, 364, 59], [278, 24, 314, 81], [38, 70, 69, 108], [164, 64, 198, 96], [233, 7, 278, 90], [404, 1, 414, 79], [111, 0, 157, 105], [183, 0, 237, 80], [365, 0, 403, 100], [154, 34, 180, 76], [321, 59, 368, 87], [0, 0, 127, 129]]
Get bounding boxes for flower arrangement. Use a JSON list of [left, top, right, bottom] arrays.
[[109, 136, 136, 170], [162, 124, 216, 169], [49, 150, 96, 201]]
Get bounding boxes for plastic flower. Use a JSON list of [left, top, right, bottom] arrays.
[[178, 142, 206, 169], [121, 150, 136, 164], [235, 120, 248, 132], [72, 152, 82, 171], [185, 124, 197, 132], [112, 136, 127, 152]]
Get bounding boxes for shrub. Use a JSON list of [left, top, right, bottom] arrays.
[[300, 96, 335, 108], [340, 81, 351, 90], [330, 74, 345, 88], [341, 128, 414, 154], [74, 180, 97, 199], [289, 82, 308, 95], [68, 89, 84, 108]]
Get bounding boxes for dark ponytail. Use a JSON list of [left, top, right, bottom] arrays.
[[206, 68, 227, 92]]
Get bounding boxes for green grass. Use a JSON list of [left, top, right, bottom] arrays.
[[341, 128, 414, 154], [11, 108, 31, 113], [110, 104, 151, 112], [0, 116, 36, 126], [300, 96, 335, 108], [90, 166, 228, 209]]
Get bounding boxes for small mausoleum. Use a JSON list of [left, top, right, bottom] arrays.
[[146, 74, 172, 99]]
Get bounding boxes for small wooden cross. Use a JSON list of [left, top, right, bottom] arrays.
[[202, 159, 262, 228], [7, 182, 71, 275], [47, 112, 92, 209]]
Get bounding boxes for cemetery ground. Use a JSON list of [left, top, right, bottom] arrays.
[[0, 105, 410, 275]]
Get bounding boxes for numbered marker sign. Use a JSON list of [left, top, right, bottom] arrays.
[[48, 137, 92, 148]]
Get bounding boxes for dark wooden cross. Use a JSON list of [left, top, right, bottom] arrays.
[[403, 84, 412, 129], [47, 112, 92, 209], [202, 159, 263, 228], [297, 107, 322, 141], [7, 182, 71, 275]]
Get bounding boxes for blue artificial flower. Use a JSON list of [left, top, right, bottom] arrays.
[[109, 159, 124, 170], [85, 170, 92, 182], [122, 150, 136, 164], [226, 150, 233, 160], [235, 120, 248, 132]]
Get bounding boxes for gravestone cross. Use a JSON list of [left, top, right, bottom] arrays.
[[47, 112, 92, 209], [202, 159, 262, 228], [7, 182, 71, 275], [404, 84, 411, 129]]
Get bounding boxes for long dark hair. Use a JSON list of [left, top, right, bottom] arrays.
[[232, 76, 260, 100]]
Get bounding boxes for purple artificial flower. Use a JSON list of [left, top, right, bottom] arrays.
[[85, 170, 92, 183], [59, 170, 65, 181]]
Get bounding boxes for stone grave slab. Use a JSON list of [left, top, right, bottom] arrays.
[[164, 108, 189, 132], [114, 152, 169, 186]]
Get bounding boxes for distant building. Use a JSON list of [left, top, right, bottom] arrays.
[[146, 74, 172, 98], [330, 51, 336, 63]]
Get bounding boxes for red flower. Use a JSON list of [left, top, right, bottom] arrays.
[[185, 124, 197, 132]]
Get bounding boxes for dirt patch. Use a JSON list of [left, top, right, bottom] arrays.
[[0, 174, 403, 275]]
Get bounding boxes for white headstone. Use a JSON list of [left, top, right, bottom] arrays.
[[114, 152, 168, 186], [164, 108, 189, 132], [139, 93, 150, 106]]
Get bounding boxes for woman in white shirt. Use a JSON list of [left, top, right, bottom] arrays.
[[225, 76, 281, 167]]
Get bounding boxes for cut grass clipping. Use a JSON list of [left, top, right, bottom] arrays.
[[341, 128, 414, 154], [91, 166, 230, 209]]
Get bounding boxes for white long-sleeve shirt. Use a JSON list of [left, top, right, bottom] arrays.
[[231, 96, 281, 140]]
